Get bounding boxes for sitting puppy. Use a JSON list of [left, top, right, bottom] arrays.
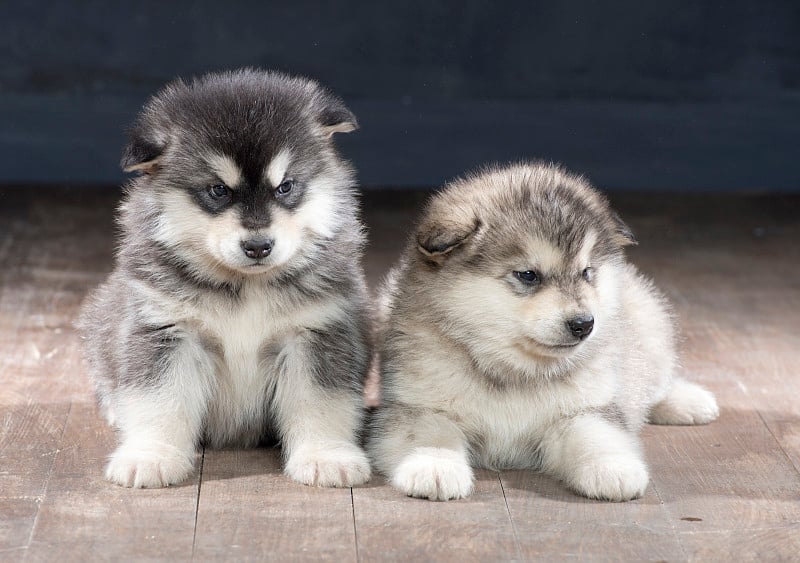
[[368, 162, 719, 501], [78, 69, 372, 488]]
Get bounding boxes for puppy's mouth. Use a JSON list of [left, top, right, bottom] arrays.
[[544, 341, 581, 350], [515, 337, 582, 359], [219, 257, 277, 275], [241, 260, 276, 273]]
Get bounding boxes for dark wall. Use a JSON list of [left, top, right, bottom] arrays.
[[2, 1, 799, 190]]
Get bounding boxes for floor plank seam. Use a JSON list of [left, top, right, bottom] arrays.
[[755, 410, 800, 478], [350, 488, 360, 563], [497, 472, 524, 562], [23, 400, 72, 557], [191, 445, 206, 560]]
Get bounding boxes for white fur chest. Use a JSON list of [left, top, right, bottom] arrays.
[[172, 282, 345, 446], [187, 285, 284, 446], [201, 286, 275, 376]]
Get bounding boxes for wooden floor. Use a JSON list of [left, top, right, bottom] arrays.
[[1, 186, 799, 562]]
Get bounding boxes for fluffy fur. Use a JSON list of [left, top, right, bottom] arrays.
[[368, 162, 719, 501], [77, 69, 372, 488]]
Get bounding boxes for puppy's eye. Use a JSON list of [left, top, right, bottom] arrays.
[[208, 184, 230, 199], [582, 267, 595, 282], [276, 179, 294, 195], [514, 270, 540, 285]]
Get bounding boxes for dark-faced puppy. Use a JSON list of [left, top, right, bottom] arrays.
[[368, 162, 719, 501], [78, 69, 372, 488]]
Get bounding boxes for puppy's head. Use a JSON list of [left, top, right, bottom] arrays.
[[413, 163, 636, 370], [121, 69, 357, 279]]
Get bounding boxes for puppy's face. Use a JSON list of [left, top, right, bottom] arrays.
[[491, 233, 609, 358], [121, 70, 357, 280], [150, 146, 345, 278], [415, 164, 635, 367]]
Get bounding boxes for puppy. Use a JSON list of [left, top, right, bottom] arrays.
[[368, 162, 719, 501], [77, 69, 372, 488]]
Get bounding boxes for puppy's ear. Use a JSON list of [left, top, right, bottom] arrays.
[[416, 215, 481, 264], [313, 90, 358, 137], [611, 211, 637, 246], [121, 130, 166, 175]]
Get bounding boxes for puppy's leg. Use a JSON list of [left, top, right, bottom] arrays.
[[275, 386, 370, 488], [273, 329, 371, 488], [370, 407, 473, 501], [105, 339, 214, 488], [648, 377, 719, 425], [538, 413, 649, 501]]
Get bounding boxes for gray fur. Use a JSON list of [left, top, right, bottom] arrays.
[[77, 69, 372, 488], [368, 162, 719, 502]]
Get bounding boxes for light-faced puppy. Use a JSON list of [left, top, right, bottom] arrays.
[[368, 162, 719, 501], [78, 69, 372, 488]]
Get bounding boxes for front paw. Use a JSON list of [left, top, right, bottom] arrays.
[[391, 447, 474, 501], [568, 455, 649, 501], [285, 442, 371, 487], [106, 442, 196, 488], [649, 380, 720, 425]]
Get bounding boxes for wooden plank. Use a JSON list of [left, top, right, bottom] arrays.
[[629, 195, 800, 559], [0, 499, 38, 560], [499, 469, 683, 561], [25, 402, 201, 562], [0, 187, 108, 559], [676, 528, 800, 562], [0, 403, 70, 556], [0, 187, 113, 405], [769, 420, 800, 476], [353, 470, 521, 562], [642, 410, 800, 561], [192, 448, 358, 561]]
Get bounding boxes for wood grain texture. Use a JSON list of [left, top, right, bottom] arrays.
[[0, 187, 798, 561], [0, 403, 70, 557], [352, 470, 521, 562], [25, 403, 202, 562], [499, 470, 684, 561], [192, 448, 358, 561], [642, 412, 800, 561], [0, 186, 109, 405]]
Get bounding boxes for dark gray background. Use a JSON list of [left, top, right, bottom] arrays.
[[2, 1, 798, 190]]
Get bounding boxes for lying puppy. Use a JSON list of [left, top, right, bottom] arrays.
[[368, 162, 719, 501], [78, 69, 372, 488]]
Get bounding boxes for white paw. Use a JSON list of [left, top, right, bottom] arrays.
[[106, 442, 196, 488], [568, 455, 649, 501], [391, 447, 474, 501], [285, 442, 371, 487], [649, 380, 720, 425]]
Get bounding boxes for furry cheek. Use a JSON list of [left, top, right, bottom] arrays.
[[265, 180, 342, 267], [440, 276, 524, 346], [154, 190, 216, 255], [267, 207, 304, 268], [589, 262, 622, 335], [291, 177, 342, 239]]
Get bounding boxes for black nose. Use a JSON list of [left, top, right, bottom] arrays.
[[567, 315, 594, 339], [241, 238, 273, 259]]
